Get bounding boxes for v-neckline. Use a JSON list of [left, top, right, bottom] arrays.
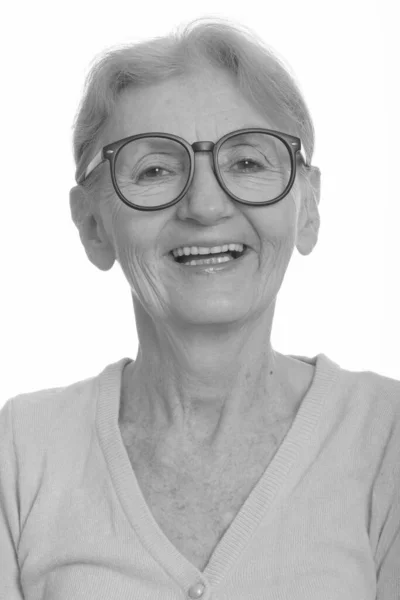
[[95, 353, 339, 580]]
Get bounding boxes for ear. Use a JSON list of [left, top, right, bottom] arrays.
[[296, 166, 321, 256], [69, 185, 115, 271]]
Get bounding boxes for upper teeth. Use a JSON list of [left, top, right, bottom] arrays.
[[172, 243, 244, 258]]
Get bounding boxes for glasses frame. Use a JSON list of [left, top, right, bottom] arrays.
[[77, 128, 306, 211]]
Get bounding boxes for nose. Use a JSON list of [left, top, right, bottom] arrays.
[[175, 152, 235, 224]]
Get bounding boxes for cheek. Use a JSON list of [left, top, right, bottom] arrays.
[[259, 235, 295, 275], [106, 202, 148, 265], [257, 198, 297, 252], [117, 244, 162, 307], [114, 235, 162, 294], [117, 240, 150, 281]]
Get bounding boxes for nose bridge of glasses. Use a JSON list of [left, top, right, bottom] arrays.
[[190, 141, 218, 182], [192, 141, 215, 153]]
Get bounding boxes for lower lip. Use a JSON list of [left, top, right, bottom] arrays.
[[167, 248, 253, 274]]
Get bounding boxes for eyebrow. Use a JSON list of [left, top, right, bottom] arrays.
[[238, 124, 273, 131]]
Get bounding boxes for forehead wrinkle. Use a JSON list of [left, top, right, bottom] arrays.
[[107, 78, 274, 145]]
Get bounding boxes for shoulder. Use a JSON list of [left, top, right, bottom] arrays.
[[328, 359, 400, 484], [1, 357, 131, 456], [3, 356, 130, 428], [334, 360, 400, 418], [4, 371, 98, 431], [307, 351, 399, 413], [0, 364, 109, 471], [292, 352, 400, 427], [305, 355, 400, 475]]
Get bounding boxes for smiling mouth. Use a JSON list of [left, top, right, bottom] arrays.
[[169, 246, 248, 264]]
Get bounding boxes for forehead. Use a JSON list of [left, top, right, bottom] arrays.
[[105, 69, 275, 144]]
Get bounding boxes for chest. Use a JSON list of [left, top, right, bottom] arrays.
[[120, 421, 292, 571]]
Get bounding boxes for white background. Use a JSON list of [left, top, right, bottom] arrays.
[[1, 0, 398, 404]]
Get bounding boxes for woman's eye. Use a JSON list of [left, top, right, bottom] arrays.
[[233, 159, 264, 171], [138, 166, 169, 180]]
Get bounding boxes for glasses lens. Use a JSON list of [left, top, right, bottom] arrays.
[[218, 132, 291, 203], [115, 137, 190, 208], [114, 133, 292, 208]]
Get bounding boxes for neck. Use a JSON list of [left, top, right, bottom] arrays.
[[121, 296, 297, 454]]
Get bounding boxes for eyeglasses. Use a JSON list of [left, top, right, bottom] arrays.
[[77, 128, 306, 211]]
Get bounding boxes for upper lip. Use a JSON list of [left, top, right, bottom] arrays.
[[167, 240, 250, 254]]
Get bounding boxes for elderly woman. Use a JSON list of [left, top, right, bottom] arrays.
[[1, 17, 399, 600]]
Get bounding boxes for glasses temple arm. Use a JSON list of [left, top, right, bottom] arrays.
[[76, 148, 104, 185]]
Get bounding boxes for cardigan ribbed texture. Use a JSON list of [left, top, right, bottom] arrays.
[[1, 353, 399, 599]]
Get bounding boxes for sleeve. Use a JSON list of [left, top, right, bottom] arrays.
[[376, 487, 400, 598], [0, 399, 25, 599], [377, 528, 400, 598], [375, 398, 400, 599]]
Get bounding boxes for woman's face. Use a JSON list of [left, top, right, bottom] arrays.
[[89, 68, 315, 326]]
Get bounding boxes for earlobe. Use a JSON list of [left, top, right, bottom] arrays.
[[296, 203, 320, 256]]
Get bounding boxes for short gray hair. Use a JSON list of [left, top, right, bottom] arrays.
[[72, 16, 316, 200]]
